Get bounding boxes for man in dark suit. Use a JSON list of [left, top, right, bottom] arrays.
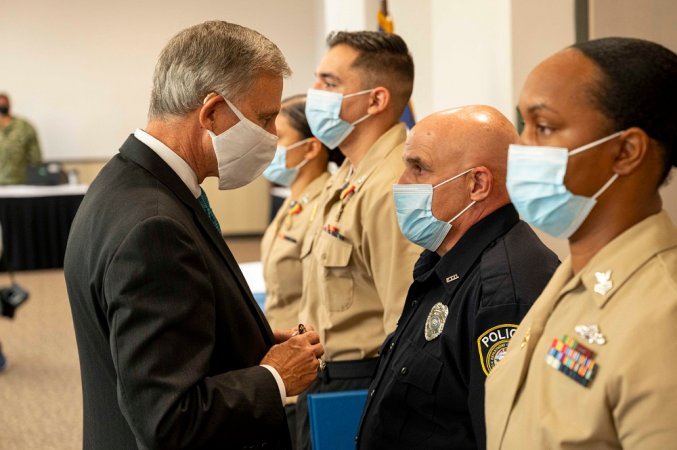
[[64, 21, 323, 450]]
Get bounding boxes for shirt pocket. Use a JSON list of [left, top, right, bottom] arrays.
[[274, 257, 303, 307], [316, 232, 354, 312], [386, 339, 443, 439]]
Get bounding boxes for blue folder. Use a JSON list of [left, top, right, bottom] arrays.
[[307, 389, 369, 450]]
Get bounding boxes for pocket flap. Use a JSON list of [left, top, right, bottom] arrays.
[[316, 232, 352, 268], [392, 340, 443, 394]]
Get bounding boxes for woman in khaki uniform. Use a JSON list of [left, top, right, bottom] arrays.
[[261, 95, 341, 331], [485, 38, 677, 449], [260, 95, 341, 447]]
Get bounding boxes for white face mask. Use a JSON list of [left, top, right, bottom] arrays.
[[208, 97, 278, 190]]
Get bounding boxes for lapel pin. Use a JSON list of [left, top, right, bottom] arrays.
[[520, 327, 531, 349]]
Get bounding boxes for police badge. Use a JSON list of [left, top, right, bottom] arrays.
[[424, 303, 448, 341]]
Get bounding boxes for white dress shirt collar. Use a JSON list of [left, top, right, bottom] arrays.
[[134, 128, 201, 198]]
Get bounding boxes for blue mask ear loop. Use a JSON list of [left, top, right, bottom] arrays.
[[284, 138, 313, 171], [343, 89, 375, 126], [568, 131, 624, 157], [432, 168, 477, 224], [567, 131, 624, 200], [433, 167, 474, 189]]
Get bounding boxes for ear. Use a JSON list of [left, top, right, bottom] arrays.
[[366, 86, 390, 115], [304, 138, 323, 160], [612, 127, 650, 176], [198, 93, 225, 132], [468, 166, 492, 202]]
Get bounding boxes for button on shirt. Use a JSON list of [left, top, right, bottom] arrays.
[[486, 210, 677, 450], [358, 204, 560, 449]]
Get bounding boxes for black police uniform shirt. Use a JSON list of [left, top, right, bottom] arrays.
[[357, 204, 559, 449]]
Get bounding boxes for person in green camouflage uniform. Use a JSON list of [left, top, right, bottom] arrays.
[[0, 93, 42, 185]]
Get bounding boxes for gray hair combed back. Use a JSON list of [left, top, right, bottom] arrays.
[[148, 20, 291, 120]]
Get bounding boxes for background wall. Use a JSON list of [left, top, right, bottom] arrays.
[[1, 0, 326, 234], [2, 0, 675, 239], [0, 0, 324, 161], [589, 0, 677, 236]]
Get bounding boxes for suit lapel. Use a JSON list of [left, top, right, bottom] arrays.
[[119, 135, 274, 345]]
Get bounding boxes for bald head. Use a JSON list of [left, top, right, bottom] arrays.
[[424, 105, 514, 176], [403, 105, 517, 199], [398, 105, 518, 254]]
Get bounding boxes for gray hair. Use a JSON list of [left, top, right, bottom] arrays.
[[148, 21, 291, 120]]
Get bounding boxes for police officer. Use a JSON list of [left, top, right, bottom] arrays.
[[485, 37, 677, 449], [296, 31, 421, 449], [0, 93, 42, 185], [357, 105, 559, 449]]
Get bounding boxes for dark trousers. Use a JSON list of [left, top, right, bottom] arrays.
[[295, 358, 377, 450], [285, 404, 297, 450]]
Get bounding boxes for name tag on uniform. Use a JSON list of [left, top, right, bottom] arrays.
[[545, 335, 598, 387]]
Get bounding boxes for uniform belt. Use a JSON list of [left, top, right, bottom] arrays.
[[319, 358, 378, 381]]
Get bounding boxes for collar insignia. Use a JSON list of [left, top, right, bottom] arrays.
[[593, 270, 613, 295]]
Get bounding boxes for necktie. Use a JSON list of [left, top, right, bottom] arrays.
[[197, 188, 221, 233]]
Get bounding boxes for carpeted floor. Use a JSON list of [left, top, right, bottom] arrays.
[[0, 269, 82, 450], [0, 237, 261, 449]]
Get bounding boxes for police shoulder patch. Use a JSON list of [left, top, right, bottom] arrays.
[[477, 324, 518, 376]]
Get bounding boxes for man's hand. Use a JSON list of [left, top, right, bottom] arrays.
[[273, 324, 316, 343], [261, 330, 324, 396]]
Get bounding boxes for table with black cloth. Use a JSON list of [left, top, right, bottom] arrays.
[[0, 185, 87, 271]]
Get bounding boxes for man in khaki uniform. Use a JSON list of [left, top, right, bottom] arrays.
[[0, 93, 42, 185], [295, 31, 421, 448], [486, 37, 677, 449]]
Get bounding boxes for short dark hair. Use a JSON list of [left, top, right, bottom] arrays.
[[327, 31, 414, 116], [571, 37, 677, 184], [280, 95, 345, 167]]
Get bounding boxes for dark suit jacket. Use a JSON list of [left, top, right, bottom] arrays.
[[65, 135, 289, 450]]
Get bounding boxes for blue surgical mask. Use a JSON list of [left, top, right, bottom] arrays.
[[262, 138, 311, 187], [305, 88, 373, 149], [393, 168, 476, 251], [506, 131, 623, 239]]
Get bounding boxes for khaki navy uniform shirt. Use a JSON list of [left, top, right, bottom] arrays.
[[298, 123, 421, 361], [486, 211, 677, 450], [0, 117, 42, 185], [261, 172, 330, 331]]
